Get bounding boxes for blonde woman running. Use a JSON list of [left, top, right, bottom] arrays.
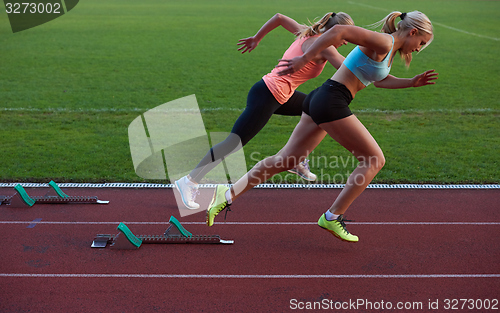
[[175, 12, 354, 210], [207, 11, 438, 243]]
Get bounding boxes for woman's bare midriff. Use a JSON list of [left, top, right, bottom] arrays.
[[330, 64, 366, 98]]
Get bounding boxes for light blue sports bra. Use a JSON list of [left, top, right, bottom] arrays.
[[343, 35, 394, 86]]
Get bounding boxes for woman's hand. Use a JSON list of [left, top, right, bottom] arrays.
[[412, 69, 439, 87], [237, 37, 260, 54], [275, 56, 308, 76]]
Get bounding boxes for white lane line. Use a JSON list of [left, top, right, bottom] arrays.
[[0, 221, 498, 226], [0, 273, 498, 279]]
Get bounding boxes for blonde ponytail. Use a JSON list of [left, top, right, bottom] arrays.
[[298, 12, 354, 39]]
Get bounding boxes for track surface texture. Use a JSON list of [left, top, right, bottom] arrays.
[[0, 186, 499, 312]]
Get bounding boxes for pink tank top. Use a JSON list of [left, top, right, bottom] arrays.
[[262, 35, 326, 104]]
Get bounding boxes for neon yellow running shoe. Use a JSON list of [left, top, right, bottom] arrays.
[[318, 214, 359, 242], [206, 185, 231, 227]]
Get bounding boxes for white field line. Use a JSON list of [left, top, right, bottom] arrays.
[[433, 22, 500, 42], [1, 221, 499, 226], [0, 107, 498, 114], [0, 107, 245, 113], [0, 273, 498, 279], [347, 1, 500, 41]]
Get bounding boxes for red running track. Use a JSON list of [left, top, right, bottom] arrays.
[[0, 186, 499, 312]]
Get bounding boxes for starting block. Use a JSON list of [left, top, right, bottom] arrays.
[[91, 216, 234, 249], [0, 181, 109, 208]]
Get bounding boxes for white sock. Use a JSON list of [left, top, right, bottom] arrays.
[[185, 176, 197, 186], [225, 189, 232, 204], [325, 210, 339, 221]]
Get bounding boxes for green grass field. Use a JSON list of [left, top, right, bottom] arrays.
[[1, 0, 499, 184]]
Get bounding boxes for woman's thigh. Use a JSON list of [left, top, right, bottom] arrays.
[[319, 115, 384, 164]]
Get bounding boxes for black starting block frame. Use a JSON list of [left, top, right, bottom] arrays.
[[0, 181, 109, 208], [91, 216, 234, 249]]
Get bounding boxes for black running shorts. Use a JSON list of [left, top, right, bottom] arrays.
[[302, 79, 353, 125]]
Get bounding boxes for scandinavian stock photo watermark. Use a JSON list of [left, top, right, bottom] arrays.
[[128, 95, 248, 217], [248, 151, 377, 186]]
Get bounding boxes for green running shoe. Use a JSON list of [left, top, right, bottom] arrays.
[[318, 214, 359, 242], [206, 185, 231, 227]]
